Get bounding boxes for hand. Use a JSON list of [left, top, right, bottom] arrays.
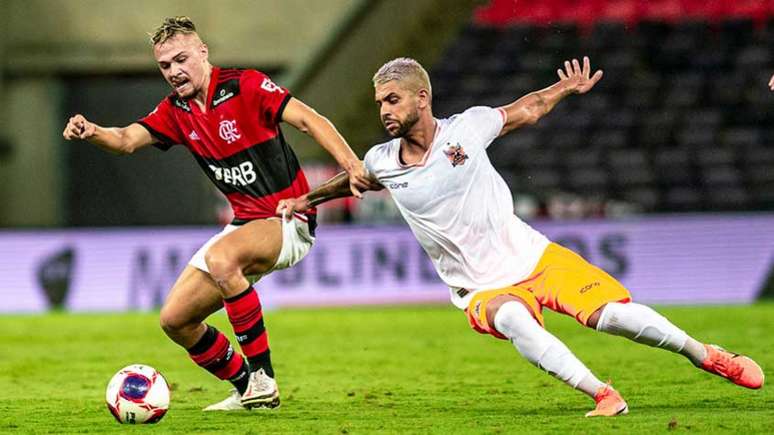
[[63, 114, 97, 140], [557, 56, 603, 95], [769, 73, 774, 91], [346, 160, 371, 199], [276, 197, 311, 220]]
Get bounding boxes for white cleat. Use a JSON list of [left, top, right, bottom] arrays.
[[240, 368, 280, 409], [203, 389, 245, 411]]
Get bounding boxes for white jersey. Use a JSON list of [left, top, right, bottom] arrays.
[[364, 106, 550, 309]]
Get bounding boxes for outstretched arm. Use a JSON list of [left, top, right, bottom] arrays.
[[498, 56, 603, 136], [276, 167, 383, 217], [769, 73, 774, 91], [281, 98, 372, 197], [62, 114, 155, 155]]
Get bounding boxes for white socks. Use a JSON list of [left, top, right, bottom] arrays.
[[596, 302, 706, 365], [491, 300, 709, 400], [494, 301, 606, 397]]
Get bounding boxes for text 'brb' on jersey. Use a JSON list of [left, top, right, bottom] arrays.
[[138, 67, 313, 221]]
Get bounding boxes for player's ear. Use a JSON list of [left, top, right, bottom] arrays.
[[200, 43, 209, 59], [417, 88, 430, 109]]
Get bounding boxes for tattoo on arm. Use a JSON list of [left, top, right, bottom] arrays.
[[307, 171, 353, 208]]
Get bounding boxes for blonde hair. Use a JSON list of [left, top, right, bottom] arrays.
[[373, 57, 432, 100], [150, 16, 198, 46]]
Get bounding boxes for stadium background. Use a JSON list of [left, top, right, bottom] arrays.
[[1, 1, 774, 432]]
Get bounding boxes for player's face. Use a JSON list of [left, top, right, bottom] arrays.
[[375, 81, 421, 138], [154, 33, 209, 99]]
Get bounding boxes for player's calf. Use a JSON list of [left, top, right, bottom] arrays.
[[593, 302, 711, 365], [187, 325, 251, 395], [492, 301, 611, 401]]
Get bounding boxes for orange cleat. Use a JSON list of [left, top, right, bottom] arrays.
[[700, 344, 764, 389], [585, 384, 629, 417]]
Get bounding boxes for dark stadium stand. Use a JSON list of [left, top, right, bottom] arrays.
[[430, 2, 774, 214]]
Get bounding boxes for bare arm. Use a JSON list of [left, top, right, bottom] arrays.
[[498, 56, 603, 136], [281, 98, 370, 197], [62, 114, 155, 155], [276, 169, 383, 217]]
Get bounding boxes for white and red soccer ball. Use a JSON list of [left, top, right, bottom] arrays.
[[105, 364, 170, 424]]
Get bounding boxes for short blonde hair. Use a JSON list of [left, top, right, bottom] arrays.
[[373, 57, 432, 99], [150, 16, 197, 46]]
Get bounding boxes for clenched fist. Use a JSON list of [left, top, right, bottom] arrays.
[[63, 114, 96, 140]]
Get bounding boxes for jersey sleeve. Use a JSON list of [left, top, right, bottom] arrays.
[[363, 147, 378, 180], [241, 70, 293, 126], [137, 98, 185, 150], [462, 106, 506, 149]]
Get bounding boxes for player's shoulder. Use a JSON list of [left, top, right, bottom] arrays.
[[235, 68, 275, 86], [449, 106, 500, 122], [218, 67, 249, 83], [444, 106, 503, 133], [364, 139, 398, 171], [365, 139, 395, 160], [234, 68, 287, 96]]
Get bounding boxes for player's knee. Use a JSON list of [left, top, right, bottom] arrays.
[[586, 303, 609, 330], [486, 294, 533, 328], [204, 248, 238, 280], [159, 306, 188, 336]]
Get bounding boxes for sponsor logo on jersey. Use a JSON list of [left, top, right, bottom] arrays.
[[218, 119, 242, 144], [208, 162, 257, 186], [188, 130, 200, 141], [473, 300, 482, 318], [173, 98, 191, 112], [212, 88, 236, 107], [387, 181, 409, 189], [579, 281, 600, 294], [444, 143, 469, 167], [211, 79, 240, 108]]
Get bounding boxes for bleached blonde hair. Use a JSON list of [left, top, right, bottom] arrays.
[[372, 57, 432, 101], [150, 16, 198, 46]]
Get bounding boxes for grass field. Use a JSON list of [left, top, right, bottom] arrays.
[[1, 303, 773, 434]]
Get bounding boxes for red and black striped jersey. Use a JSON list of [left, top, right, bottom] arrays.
[[138, 66, 315, 226]]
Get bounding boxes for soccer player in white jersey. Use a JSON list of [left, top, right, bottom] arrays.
[[277, 57, 765, 416]]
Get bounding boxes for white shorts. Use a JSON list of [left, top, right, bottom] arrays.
[[189, 213, 315, 282]]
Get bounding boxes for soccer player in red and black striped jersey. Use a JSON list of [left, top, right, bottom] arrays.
[[63, 16, 371, 411]]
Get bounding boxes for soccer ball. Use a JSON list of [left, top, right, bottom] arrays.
[[105, 364, 170, 424]]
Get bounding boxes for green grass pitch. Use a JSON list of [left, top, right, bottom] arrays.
[[1, 303, 773, 433]]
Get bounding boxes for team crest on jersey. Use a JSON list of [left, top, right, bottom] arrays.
[[218, 119, 242, 144], [443, 143, 469, 167]]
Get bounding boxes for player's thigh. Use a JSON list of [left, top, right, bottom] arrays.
[[160, 265, 224, 330], [541, 243, 631, 326], [206, 218, 283, 275]]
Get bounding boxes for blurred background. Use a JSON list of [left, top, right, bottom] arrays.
[[1, 0, 773, 312]]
